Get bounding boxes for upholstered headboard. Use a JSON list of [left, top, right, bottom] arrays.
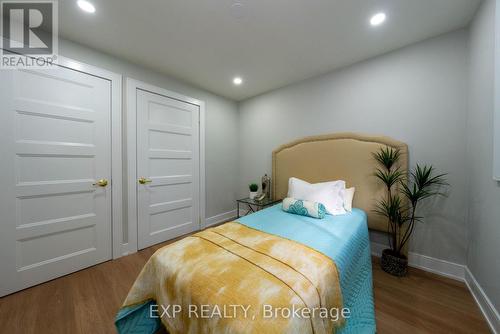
[[272, 133, 408, 232]]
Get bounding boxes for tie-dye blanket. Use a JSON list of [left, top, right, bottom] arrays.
[[117, 222, 344, 334], [238, 206, 376, 334]]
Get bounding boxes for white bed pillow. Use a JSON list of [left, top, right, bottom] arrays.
[[318, 181, 355, 212], [287, 177, 314, 200], [341, 187, 356, 212], [317, 180, 345, 187], [287, 177, 346, 215]]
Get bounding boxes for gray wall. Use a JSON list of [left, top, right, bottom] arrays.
[[58, 39, 240, 240], [466, 0, 500, 309], [238, 30, 469, 264]]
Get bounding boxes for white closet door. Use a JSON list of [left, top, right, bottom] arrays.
[[136, 89, 200, 250], [0, 67, 112, 296]]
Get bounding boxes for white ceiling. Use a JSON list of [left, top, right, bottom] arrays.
[[59, 0, 481, 101]]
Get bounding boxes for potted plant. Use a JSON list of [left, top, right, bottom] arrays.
[[373, 147, 448, 277], [249, 183, 259, 200]]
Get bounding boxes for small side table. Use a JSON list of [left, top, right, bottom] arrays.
[[236, 197, 281, 218]]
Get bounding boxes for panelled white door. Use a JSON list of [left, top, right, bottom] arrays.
[[136, 89, 200, 249], [0, 66, 112, 296]]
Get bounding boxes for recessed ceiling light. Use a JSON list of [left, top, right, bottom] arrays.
[[233, 77, 243, 85], [77, 0, 96, 13], [370, 12, 386, 26], [230, 2, 246, 19]]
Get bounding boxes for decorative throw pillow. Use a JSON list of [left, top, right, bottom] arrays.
[[282, 197, 326, 219], [287, 177, 346, 215]]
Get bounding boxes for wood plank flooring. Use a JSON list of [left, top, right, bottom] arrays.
[[372, 257, 490, 333], [0, 237, 491, 334]]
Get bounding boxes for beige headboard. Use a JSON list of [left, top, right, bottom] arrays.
[[272, 132, 408, 232]]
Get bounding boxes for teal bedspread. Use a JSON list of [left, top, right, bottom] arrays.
[[116, 205, 375, 334], [238, 205, 376, 334]]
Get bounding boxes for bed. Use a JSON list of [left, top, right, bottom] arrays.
[[116, 133, 408, 334]]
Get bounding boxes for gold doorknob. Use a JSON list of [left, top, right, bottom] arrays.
[[93, 179, 108, 187], [138, 177, 152, 185]]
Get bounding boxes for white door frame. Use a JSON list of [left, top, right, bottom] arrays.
[[126, 78, 206, 255], [56, 56, 123, 259]]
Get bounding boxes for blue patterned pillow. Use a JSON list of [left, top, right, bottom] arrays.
[[282, 197, 326, 219]]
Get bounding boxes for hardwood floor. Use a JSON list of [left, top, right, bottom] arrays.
[[372, 257, 490, 333], [0, 239, 490, 334]]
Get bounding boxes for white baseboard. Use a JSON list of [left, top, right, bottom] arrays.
[[370, 241, 387, 258], [370, 242, 465, 281], [464, 267, 500, 334], [121, 242, 131, 256], [205, 210, 237, 227], [407, 253, 465, 281]]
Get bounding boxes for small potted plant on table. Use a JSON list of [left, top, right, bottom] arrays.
[[374, 147, 448, 277], [249, 183, 259, 200]]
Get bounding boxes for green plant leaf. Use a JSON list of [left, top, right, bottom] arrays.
[[249, 183, 258, 192], [373, 147, 401, 170], [374, 195, 404, 222], [401, 164, 449, 206], [374, 167, 405, 189]]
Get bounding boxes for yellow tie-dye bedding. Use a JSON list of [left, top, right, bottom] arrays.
[[121, 222, 344, 334]]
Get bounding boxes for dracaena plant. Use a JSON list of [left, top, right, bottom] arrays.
[[373, 147, 449, 258]]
